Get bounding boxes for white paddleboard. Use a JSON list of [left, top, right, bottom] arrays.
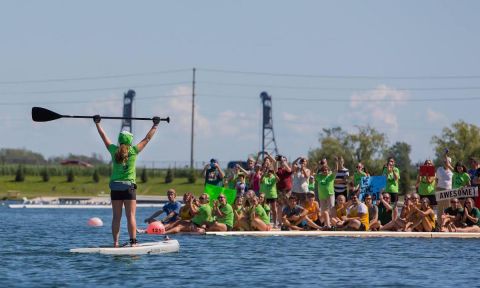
[[70, 239, 179, 255]]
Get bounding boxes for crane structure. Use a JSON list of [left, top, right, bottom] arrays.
[[260, 91, 279, 157], [120, 89, 136, 133]]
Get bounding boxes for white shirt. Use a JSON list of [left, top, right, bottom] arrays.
[[436, 166, 453, 190]]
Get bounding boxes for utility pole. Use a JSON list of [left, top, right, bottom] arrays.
[[190, 68, 196, 169]]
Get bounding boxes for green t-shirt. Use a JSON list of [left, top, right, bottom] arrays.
[[418, 176, 436, 196], [255, 204, 270, 225], [261, 203, 271, 218], [316, 173, 335, 200], [383, 167, 400, 193], [354, 171, 367, 187], [216, 203, 234, 228], [452, 172, 470, 189], [260, 174, 278, 199], [108, 144, 139, 183], [466, 207, 480, 226], [192, 204, 213, 226]]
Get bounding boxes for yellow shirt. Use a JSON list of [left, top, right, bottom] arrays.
[[304, 201, 320, 222], [347, 203, 370, 230], [180, 205, 193, 220], [335, 205, 347, 218]]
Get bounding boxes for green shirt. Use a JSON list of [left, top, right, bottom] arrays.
[[383, 167, 400, 193], [216, 203, 234, 228], [254, 204, 270, 225], [354, 171, 367, 187], [260, 174, 277, 199], [452, 172, 470, 189], [192, 204, 213, 226], [316, 172, 335, 200], [108, 144, 139, 183], [466, 207, 480, 226], [418, 176, 436, 196]]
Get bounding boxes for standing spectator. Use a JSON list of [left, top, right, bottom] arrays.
[[436, 154, 454, 224], [334, 156, 349, 199], [467, 157, 479, 180], [259, 169, 279, 228], [275, 155, 293, 224], [292, 157, 311, 204], [352, 162, 368, 197], [383, 157, 400, 205], [416, 160, 437, 206], [235, 174, 247, 197], [452, 162, 470, 189], [203, 159, 225, 187], [316, 159, 339, 228]]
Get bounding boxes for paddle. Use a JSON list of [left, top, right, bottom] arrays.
[[32, 107, 170, 123]]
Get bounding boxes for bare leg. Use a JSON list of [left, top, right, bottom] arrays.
[[207, 222, 228, 232], [111, 200, 123, 247], [251, 218, 270, 231], [270, 200, 278, 227], [124, 200, 137, 244]]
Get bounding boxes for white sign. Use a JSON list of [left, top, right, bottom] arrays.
[[435, 186, 478, 201]]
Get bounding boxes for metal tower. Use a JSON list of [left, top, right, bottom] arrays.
[[260, 91, 279, 156], [120, 89, 135, 133]]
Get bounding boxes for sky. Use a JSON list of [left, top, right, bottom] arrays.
[[1, 1, 480, 168]]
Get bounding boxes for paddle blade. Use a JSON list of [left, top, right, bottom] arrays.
[[32, 107, 63, 122]]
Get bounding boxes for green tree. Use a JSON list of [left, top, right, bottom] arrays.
[[92, 169, 100, 183], [66, 169, 75, 182], [187, 169, 197, 184], [384, 142, 413, 194], [141, 167, 148, 183], [15, 165, 25, 182], [308, 126, 387, 174], [41, 167, 50, 182], [165, 167, 174, 184], [431, 121, 480, 165]]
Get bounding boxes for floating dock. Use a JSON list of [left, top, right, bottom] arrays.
[[205, 231, 480, 238]]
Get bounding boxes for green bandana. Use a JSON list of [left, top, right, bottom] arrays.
[[118, 131, 133, 145]]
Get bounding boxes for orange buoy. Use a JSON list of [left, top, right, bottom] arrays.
[[146, 221, 165, 234], [87, 217, 103, 227]]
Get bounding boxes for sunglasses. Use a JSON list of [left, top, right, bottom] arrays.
[[218, 196, 225, 199], [199, 197, 205, 200]]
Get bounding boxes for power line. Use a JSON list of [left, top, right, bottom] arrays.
[[198, 68, 480, 80], [196, 93, 480, 102], [199, 81, 480, 91], [0, 69, 191, 85], [0, 81, 190, 95]]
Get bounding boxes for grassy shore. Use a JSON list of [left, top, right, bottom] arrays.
[[0, 176, 205, 199]]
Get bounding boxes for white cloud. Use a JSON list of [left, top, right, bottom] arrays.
[[348, 85, 409, 129], [426, 108, 448, 124]]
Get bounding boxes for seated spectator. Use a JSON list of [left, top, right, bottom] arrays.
[[331, 194, 347, 227], [249, 196, 272, 231], [405, 197, 436, 232], [371, 192, 394, 230], [303, 191, 322, 227], [165, 193, 212, 234], [456, 198, 480, 232], [364, 194, 379, 231], [208, 194, 234, 232], [441, 198, 463, 232], [179, 192, 196, 221], [258, 193, 271, 220], [144, 189, 181, 229], [232, 196, 248, 231], [281, 196, 322, 231], [381, 195, 414, 231], [336, 194, 369, 231]]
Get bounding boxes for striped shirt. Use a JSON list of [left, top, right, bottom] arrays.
[[334, 168, 349, 194]]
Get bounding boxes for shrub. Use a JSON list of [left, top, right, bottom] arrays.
[[141, 167, 148, 183], [92, 169, 100, 183], [15, 165, 25, 182], [41, 167, 50, 182], [187, 169, 197, 184], [165, 167, 174, 184], [67, 169, 75, 182]]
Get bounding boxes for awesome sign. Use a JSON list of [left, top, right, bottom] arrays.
[[435, 186, 478, 201]]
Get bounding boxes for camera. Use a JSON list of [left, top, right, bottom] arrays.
[[275, 155, 284, 161], [210, 158, 217, 169], [299, 158, 305, 164]]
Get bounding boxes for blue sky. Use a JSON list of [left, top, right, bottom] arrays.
[[1, 1, 479, 168]]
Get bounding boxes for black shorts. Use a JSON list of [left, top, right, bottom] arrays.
[[388, 193, 399, 204], [266, 198, 277, 204], [359, 223, 366, 231], [111, 187, 136, 200]]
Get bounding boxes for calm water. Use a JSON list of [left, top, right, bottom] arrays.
[[1, 204, 479, 288]]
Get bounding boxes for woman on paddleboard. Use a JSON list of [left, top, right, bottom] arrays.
[[94, 115, 160, 247]]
